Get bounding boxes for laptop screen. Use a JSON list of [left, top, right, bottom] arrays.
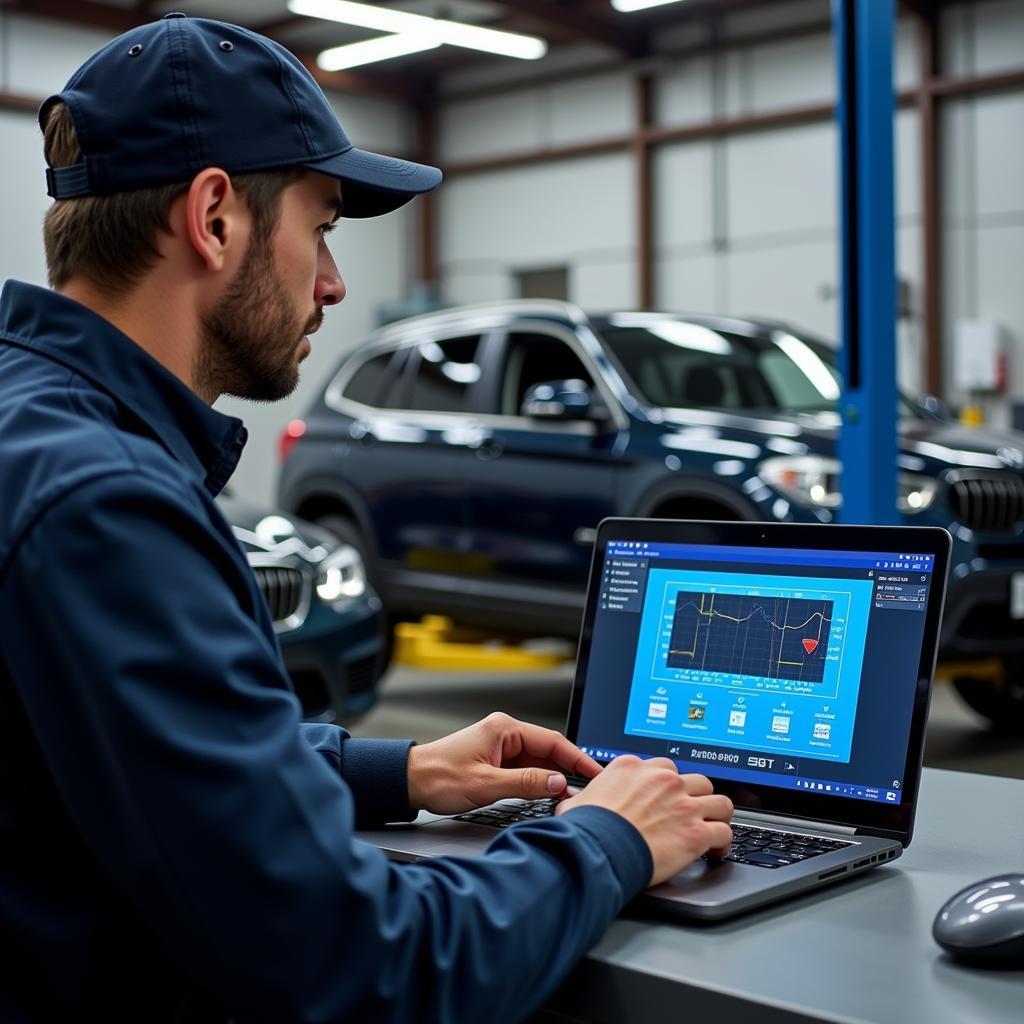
[[568, 521, 949, 835]]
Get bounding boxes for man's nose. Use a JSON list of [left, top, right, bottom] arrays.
[[315, 242, 346, 306]]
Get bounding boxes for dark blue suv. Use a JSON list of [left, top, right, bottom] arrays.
[[278, 301, 1024, 730]]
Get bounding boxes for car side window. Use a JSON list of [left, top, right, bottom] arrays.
[[405, 335, 483, 413], [344, 346, 407, 405], [499, 331, 596, 416]]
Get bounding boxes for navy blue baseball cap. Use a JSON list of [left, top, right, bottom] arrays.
[[40, 12, 442, 218]]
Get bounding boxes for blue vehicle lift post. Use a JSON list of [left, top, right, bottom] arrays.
[[833, 0, 899, 524]]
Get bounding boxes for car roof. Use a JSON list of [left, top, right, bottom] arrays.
[[370, 300, 834, 350]]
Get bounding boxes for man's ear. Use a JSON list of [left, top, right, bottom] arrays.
[[183, 168, 242, 273]]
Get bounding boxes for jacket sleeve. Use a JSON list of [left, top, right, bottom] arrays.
[[1, 472, 652, 1024], [298, 723, 417, 828]]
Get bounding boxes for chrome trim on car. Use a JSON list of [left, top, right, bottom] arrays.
[[325, 314, 628, 433]]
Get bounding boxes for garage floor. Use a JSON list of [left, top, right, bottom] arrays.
[[350, 666, 1024, 781]]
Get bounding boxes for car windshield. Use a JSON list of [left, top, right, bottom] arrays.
[[596, 317, 844, 414]]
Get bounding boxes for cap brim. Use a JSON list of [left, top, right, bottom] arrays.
[[303, 147, 442, 219]]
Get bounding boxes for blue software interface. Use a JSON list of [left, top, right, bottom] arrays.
[[576, 541, 936, 806]]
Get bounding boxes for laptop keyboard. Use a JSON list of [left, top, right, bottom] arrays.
[[723, 823, 853, 869], [455, 802, 854, 870], [455, 798, 559, 828]]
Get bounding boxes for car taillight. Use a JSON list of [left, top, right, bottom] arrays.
[[279, 419, 306, 461]]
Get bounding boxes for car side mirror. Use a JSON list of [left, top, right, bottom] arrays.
[[520, 379, 607, 421]]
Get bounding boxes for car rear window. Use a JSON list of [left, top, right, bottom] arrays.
[[342, 350, 406, 407]]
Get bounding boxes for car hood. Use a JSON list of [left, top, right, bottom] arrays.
[[216, 494, 333, 563], [899, 421, 1024, 470], [657, 408, 1024, 470]]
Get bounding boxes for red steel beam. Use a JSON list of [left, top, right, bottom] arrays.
[[917, 10, 942, 396], [634, 74, 654, 309]]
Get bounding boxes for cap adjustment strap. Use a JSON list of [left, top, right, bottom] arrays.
[[46, 164, 91, 199]]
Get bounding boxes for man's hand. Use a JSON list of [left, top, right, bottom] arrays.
[[557, 755, 733, 887], [407, 712, 600, 815]]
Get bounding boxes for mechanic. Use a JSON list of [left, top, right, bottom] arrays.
[[0, 15, 733, 1023]]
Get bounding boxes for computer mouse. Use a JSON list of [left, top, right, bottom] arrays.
[[933, 874, 1024, 967]]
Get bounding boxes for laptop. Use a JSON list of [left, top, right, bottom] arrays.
[[357, 518, 951, 920]]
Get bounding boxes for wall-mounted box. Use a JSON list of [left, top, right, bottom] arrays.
[[953, 320, 1005, 392]]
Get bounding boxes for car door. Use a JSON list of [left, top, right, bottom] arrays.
[[335, 333, 488, 575], [463, 322, 625, 593]]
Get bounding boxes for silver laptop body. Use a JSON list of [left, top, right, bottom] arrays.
[[358, 519, 950, 920]]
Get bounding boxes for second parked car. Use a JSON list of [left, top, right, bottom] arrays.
[[278, 300, 1024, 731], [217, 493, 386, 721]]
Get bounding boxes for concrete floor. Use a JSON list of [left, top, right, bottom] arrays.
[[350, 665, 1024, 781]]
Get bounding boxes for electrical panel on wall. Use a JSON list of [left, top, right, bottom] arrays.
[[953, 320, 1006, 393]]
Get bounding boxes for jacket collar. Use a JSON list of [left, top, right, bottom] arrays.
[[0, 280, 247, 496]]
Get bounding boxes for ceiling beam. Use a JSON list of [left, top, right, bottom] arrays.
[[898, 0, 936, 20], [249, 16, 309, 38], [498, 0, 647, 57], [4, 0, 141, 33], [3, 1, 414, 101]]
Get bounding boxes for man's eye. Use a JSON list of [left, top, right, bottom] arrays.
[[319, 223, 337, 237]]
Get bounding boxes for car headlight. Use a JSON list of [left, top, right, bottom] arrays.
[[759, 456, 841, 508], [897, 473, 937, 514], [759, 457, 938, 515], [316, 544, 367, 605]]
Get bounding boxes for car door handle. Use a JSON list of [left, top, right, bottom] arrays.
[[349, 422, 376, 447], [475, 438, 504, 461]]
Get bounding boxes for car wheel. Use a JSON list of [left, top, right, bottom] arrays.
[[317, 514, 395, 678], [951, 662, 1024, 735]]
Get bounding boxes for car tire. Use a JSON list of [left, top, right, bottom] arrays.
[[951, 663, 1024, 735], [317, 514, 394, 678]]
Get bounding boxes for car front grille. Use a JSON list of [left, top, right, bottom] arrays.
[[346, 655, 379, 695], [948, 474, 1024, 534], [253, 565, 308, 627]]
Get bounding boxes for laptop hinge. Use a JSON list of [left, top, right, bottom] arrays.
[[735, 809, 857, 836]]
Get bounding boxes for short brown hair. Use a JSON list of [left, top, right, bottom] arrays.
[[42, 102, 302, 296]]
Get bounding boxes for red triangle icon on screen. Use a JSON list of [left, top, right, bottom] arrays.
[[802, 638, 819, 655]]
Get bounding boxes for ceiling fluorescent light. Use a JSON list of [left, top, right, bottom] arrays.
[[317, 33, 441, 71], [432, 21, 545, 60], [289, 0, 431, 34], [611, 0, 689, 11], [290, 0, 546, 62]]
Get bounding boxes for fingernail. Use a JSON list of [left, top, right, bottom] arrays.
[[547, 773, 566, 793]]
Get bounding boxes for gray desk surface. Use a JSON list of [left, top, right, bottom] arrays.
[[543, 768, 1024, 1024]]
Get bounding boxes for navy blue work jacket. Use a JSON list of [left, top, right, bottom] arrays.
[[0, 281, 651, 1024]]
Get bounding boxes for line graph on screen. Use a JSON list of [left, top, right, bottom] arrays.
[[667, 591, 833, 683]]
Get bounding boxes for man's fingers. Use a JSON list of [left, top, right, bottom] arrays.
[[695, 793, 734, 821], [680, 773, 714, 796], [499, 720, 601, 780], [703, 820, 734, 857], [476, 765, 567, 806]]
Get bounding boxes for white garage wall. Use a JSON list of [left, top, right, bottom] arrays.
[[436, 0, 1022, 419], [0, 13, 417, 506], [438, 152, 635, 310], [938, 1, 1024, 423]]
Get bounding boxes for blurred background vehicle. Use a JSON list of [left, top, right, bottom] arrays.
[[217, 492, 387, 722], [279, 302, 1024, 732]]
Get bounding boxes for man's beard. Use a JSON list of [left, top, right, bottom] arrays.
[[197, 232, 318, 403]]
